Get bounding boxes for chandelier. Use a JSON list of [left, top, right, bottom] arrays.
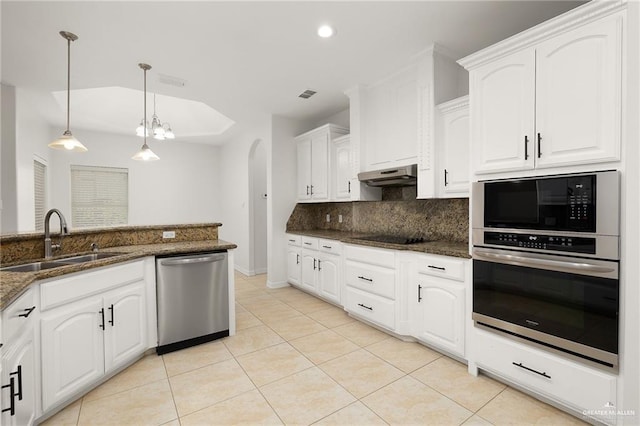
[[135, 93, 175, 140]]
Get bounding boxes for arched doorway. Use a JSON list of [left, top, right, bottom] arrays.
[[248, 138, 267, 275]]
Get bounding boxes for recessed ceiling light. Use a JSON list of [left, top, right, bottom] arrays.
[[317, 25, 335, 38]]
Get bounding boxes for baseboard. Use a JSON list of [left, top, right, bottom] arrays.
[[254, 267, 268, 274], [267, 280, 290, 289], [234, 265, 254, 276]]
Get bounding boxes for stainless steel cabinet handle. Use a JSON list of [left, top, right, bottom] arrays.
[[358, 303, 373, 311], [18, 306, 36, 318], [357, 276, 373, 282], [160, 254, 225, 266]]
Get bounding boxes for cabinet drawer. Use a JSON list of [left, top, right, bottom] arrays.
[[415, 254, 466, 282], [301, 237, 318, 250], [344, 287, 395, 330], [344, 244, 395, 268], [474, 328, 616, 419], [40, 261, 145, 311], [318, 239, 341, 255], [2, 287, 37, 343], [286, 234, 302, 246], [345, 261, 395, 300]]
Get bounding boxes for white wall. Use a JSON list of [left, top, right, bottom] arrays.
[[49, 128, 222, 228], [308, 107, 350, 130], [1, 84, 18, 233], [217, 117, 270, 275]]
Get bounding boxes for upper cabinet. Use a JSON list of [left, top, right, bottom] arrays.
[[295, 124, 349, 202], [435, 96, 470, 197], [460, 3, 625, 175]]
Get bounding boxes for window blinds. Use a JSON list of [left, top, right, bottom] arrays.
[[70, 165, 128, 228], [34, 160, 47, 232]]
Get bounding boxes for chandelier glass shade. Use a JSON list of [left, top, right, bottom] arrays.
[[132, 63, 159, 162]]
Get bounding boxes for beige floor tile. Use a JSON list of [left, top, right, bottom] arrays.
[[180, 389, 282, 425], [266, 286, 304, 300], [477, 388, 586, 425], [223, 324, 284, 356], [83, 355, 166, 402], [159, 420, 180, 426], [235, 286, 268, 300], [253, 306, 304, 324], [463, 414, 495, 426], [411, 357, 507, 412], [315, 401, 388, 425], [307, 306, 355, 329], [236, 342, 314, 386], [162, 340, 233, 377], [169, 358, 255, 417], [319, 349, 405, 398], [239, 297, 287, 314], [236, 309, 263, 330], [288, 296, 333, 314], [366, 337, 442, 373], [362, 375, 472, 425], [40, 398, 82, 426], [289, 329, 359, 364], [260, 367, 356, 425], [279, 291, 323, 305], [78, 379, 177, 425], [267, 315, 327, 340], [333, 321, 389, 347]]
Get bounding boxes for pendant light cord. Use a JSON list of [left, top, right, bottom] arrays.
[[66, 36, 71, 132], [144, 67, 147, 144]]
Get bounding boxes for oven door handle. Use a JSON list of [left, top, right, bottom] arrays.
[[473, 250, 616, 274]]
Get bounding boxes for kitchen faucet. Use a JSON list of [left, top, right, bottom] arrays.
[[44, 208, 69, 258]]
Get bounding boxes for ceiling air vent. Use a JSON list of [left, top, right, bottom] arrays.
[[158, 74, 186, 88], [298, 89, 317, 99]]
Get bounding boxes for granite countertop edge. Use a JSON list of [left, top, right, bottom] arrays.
[[1, 239, 236, 310], [286, 229, 471, 259]]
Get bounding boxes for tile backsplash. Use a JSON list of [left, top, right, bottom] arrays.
[[286, 198, 469, 243]]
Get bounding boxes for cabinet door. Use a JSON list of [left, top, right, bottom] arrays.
[[103, 282, 147, 373], [318, 254, 340, 305], [287, 247, 302, 286], [439, 103, 470, 197], [471, 49, 535, 174], [297, 138, 312, 200], [335, 143, 351, 200], [300, 251, 317, 294], [41, 297, 104, 411], [1, 330, 37, 426], [416, 274, 465, 357], [535, 13, 622, 168], [310, 132, 329, 200], [390, 67, 419, 166]]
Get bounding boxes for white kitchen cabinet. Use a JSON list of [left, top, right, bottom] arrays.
[[461, 8, 624, 175], [317, 252, 340, 304], [411, 253, 467, 358], [332, 135, 352, 201], [297, 237, 342, 305], [40, 261, 148, 412], [295, 124, 349, 202], [300, 250, 317, 294], [436, 96, 470, 197], [343, 244, 396, 331], [286, 234, 302, 287], [1, 287, 39, 426]]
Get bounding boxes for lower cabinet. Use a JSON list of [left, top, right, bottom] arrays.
[[1, 326, 38, 426], [411, 253, 467, 358], [286, 234, 302, 286], [292, 236, 342, 305], [40, 261, 148, 412]]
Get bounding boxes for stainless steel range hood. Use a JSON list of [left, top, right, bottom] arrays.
[[358, 164, 417, 187]]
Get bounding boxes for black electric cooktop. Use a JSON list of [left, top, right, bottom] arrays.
[[355, 235, 428, 245]]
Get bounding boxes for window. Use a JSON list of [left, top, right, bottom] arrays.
[[34, 159, 47, 231], [70, 165, 128, 228]]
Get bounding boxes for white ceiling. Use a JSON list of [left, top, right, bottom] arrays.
[[1, 1, 585, 145]]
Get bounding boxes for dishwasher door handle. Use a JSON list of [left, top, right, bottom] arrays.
[[160, 254, 226, 266]]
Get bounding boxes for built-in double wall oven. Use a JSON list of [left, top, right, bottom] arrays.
[[472, 171, 620, 368]]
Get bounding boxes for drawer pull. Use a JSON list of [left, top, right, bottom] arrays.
[[108, 304, 115, 326], [357, 276, 373, 282], [99, 308, 105, 330], [314, 259, 317, 270], [357, 303, 373, 311], [10, 365, 23, 401], [512, 362, 551, 379], [418, 285, 423, 302], [1, 377, 16, 416], [428, 265, 446, 271], [304, 242, 313, 246], [296, 254, 300, 265], [322, 245, 332, 249], [289, 239, 296, 243], [318, 259, 322, 271], [18, 306, 36, 318]]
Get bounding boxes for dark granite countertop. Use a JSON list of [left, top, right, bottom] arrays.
[[1, 239, 236, 310], [286, 230, 470, 259]]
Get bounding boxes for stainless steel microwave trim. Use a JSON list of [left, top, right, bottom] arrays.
[[473, 313, 618, 367], [471, 170, 620, 237], [358, 164, 417, 187], [471, 229, 620, 260], [472, 247, 619, 279]]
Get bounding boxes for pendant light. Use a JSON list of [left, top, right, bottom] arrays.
[[132, 63, 159, 161], [49, 31, 88, 152]]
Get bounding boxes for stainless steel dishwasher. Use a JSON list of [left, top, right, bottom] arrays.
[[156, 251, 229, 355]]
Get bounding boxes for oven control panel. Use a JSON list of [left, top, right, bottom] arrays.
[[484, 232, 596, 254]]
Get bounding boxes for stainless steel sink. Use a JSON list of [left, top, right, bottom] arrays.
[[1, 252, 126, 272], [59, 252, 125, 263], [1, 261, 70, 273]]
